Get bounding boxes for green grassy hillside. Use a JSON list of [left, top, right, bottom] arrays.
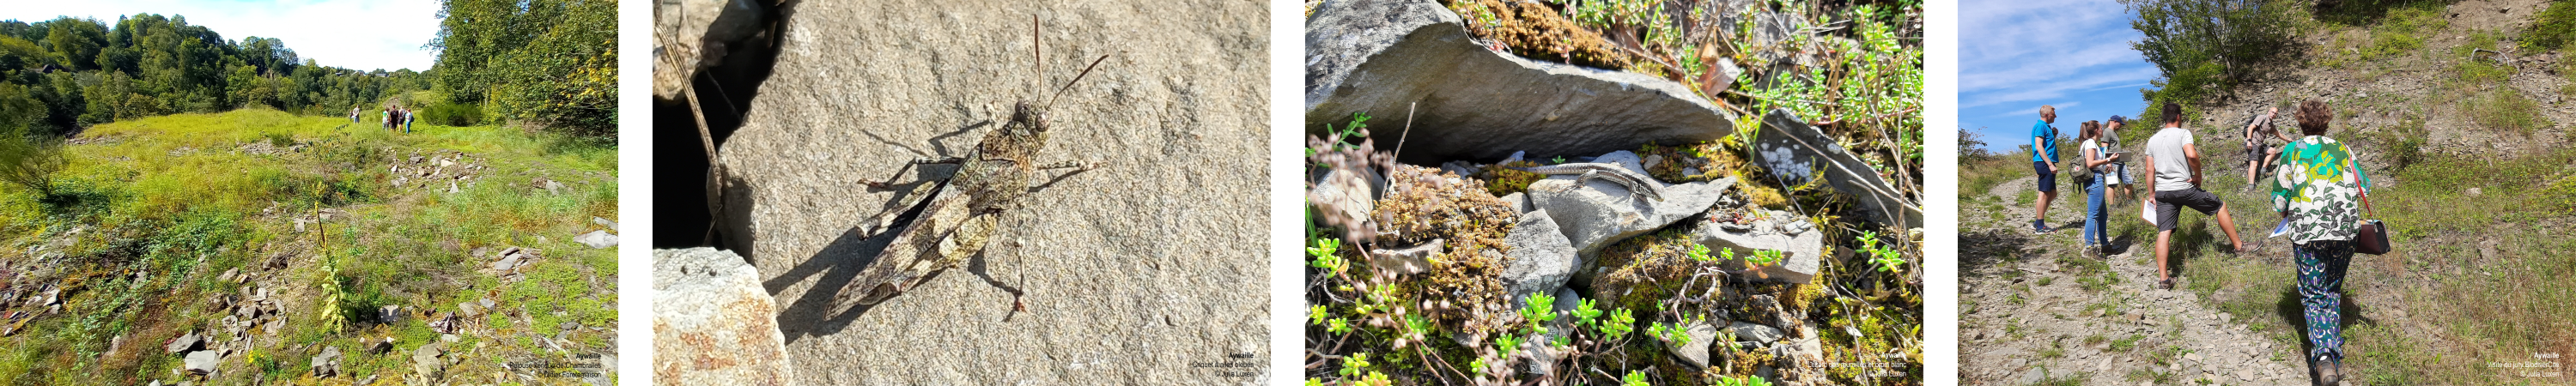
[[0, 108, 617, 385]]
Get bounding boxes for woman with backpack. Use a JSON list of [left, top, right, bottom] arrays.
[[2079, 120, 2123, 258], [2269, 99, 2372, 386]]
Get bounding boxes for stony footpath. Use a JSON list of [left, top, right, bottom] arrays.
[[1960, 176, 2309, 386]]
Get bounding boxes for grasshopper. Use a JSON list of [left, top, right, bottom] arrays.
[[833, 15, 1109, 311]]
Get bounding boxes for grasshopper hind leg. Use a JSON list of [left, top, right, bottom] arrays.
[[862, 156, 968, 190]]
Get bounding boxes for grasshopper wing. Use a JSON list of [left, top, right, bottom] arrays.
[[835, 185, 1002, 307]]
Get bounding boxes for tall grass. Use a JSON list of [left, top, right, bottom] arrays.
[[0, 109, 617, 384], [2169, 147, 2576, 383]]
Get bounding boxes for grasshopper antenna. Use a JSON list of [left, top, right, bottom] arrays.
[[1020, 15, 1030, 93], [1045, 55, 1109, 110], [1031, 15, 1042, 92]]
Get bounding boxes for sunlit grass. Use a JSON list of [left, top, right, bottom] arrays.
[[0, 109, 617, 384]]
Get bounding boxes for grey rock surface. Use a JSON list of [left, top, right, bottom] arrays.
[[1304, 0, 1736, 161], [2017, 367, 2047, 385], [653, 248, 795, 385], [165, 331, 202, 353], [574, 230, 619, 249], [1752, 109, 1920, 228], [653, 0, 766, 100], [184, 350, 219, 375], [1498, 192, 1529, 214], [1691, 212, 1824, 283], [412, 341, 446, 378], [1589, 151, 1648, 174], [310, 346, 341, 377], [1527, 157, 1732, 286], [1498, 210, 1574, 298], [1728, 321, 1786, 345], [1660, 317, 1722, 368], [709, 0, 1267, 383]]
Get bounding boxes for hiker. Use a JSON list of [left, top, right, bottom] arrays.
[[2104, 116, 2136, 202], [2080, 120, 2123, 258], [2243, 106, 2293, 190], [2269, 99, 2371, 385], [404, 107, 416, 133], [2031, 105, 2062, 232], [349, 107, 359, 124], [2142, 101, 2249, 290], [380, 108, 390, 130]]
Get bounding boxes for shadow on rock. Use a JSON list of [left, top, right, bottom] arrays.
[[1959, 228, 2032, 280], [652, 0, 796, 249], [769, 225, 894, 345]]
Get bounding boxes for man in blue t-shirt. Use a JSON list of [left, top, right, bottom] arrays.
[[2031, 105, 2061, 232]]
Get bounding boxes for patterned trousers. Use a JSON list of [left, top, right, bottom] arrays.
[[2296, 239, 2354, 360]]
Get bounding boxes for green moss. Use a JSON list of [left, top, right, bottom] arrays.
[[1479, 160, 1545, 197], [1373, 165, 1519, 335], [1591, 228, 1703, 313], [1447, 0, 1631, 70]]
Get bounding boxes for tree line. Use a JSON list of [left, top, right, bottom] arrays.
[[0, 0, 616, 139], [0, 14, 428, 136]]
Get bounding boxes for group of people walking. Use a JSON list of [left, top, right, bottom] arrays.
[[349, 106, 416, 133], [2025, 100, 2373, 385]]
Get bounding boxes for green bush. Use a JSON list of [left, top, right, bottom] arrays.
[[419, 102, 483, 126], [430, 0, 616, 136], [2454, 58, 2512, 85], [2360, 6, 2445, 60], [0, 86, 66, 198], [2365, 115, 2429, 171], [2525, 1, 2576, 51], [2124, 0, 2304, 100], [2465, 87, 2548, 136]]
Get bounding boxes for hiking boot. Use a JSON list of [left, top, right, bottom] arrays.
[[2312, 355, 2342, 386], [2032, 220, 2049, 233]]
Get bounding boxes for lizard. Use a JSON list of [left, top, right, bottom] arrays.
[[1510, 162, 1667, 202], [832, 15, 1109, 311]]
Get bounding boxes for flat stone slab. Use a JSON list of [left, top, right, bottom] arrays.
[[1305, 0, 1735, 162], [653, 248, 795, 385], [1751, 109, 1920, 228]]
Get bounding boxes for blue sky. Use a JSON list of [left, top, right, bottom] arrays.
[[1960, 0, 2162, 152], [1, 0, 443, 72]]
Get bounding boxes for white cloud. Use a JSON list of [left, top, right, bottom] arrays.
[[1990, 101, 2085, 119], [1962, 66, 2160, 109], [1959, 0, 2162, 110], [1, 0, 443, 71]]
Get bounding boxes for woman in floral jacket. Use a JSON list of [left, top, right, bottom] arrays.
[[2269, 99, 2372, 386]]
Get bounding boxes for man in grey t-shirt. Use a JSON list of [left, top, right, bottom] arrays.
[[2139, 102, 2248, 289]]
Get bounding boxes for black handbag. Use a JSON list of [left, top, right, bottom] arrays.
[[2354, 189, 2389, 255], [2354, 220, 2391, 255]]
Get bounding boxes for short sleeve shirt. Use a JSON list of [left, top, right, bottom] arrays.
[[2269, 136, 2370, 244], [2031, 120, 2059, 163], [2081, 139, 2105, 173], [2146, 127, 2196, 191]]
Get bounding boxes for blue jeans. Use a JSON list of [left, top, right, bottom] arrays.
[[2084, 175, 2107, 248]]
